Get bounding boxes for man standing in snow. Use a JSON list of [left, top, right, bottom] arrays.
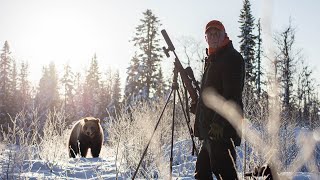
[[194, 20, 245, 180]]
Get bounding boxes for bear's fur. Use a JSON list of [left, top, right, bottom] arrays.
[[68, 117, 104, 158]]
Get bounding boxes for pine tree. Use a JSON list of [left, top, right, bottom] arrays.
[[131, 9, 163, 99], [238, 0, 257, 89]]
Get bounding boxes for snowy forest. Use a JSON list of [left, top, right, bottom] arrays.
[[0, 0, 319, 179]]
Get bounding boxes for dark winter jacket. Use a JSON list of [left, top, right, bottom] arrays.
[[194, 41, 245, 146]]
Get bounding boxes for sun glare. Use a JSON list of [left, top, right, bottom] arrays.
[[10, 1, 123, 83], [24, 7, 98, 60], [3, 1, 142, 85]]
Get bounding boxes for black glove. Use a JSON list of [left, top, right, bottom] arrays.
[[208, 122, 224, 141]]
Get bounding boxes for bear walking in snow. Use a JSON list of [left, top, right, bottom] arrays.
[[68, 117, 104, 158]]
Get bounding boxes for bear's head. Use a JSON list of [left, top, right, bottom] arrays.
[[82, 117, 100, 138]]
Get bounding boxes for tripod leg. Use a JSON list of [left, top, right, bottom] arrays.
[[169, 88, 177, 180], [176, 89, 199, 156], [132, 89, 173, 180], [184, 87, 195, 156]]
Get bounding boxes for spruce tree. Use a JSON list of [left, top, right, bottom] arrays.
[[10, 60, 19, 115], [274, 22, 296, 113], [0, 41, 13, 125], [297, 64, 315, 127], [302, 66, 312, 126], [47, 62, 60, 110], [238, 0, 257, 89], [111, 70, 121, 113], [98, 68, 113, 119], [74, 72, 85, 118], [17, 61, 31, 111], [35, 62, 60, 113], [154, 66, 167, 99], [83, 54, 101, 117], [131, 9, 163, 99], [61, 63, 76, 123], [238, 2, 257, 172], [274, 22, 298, 168], [125, 54, 143, 101], [238, 0, 258, 127], [255, 19, 264, 99], [99, 73, 112, 119], [309, 94, 320, 129], [254, 19, 269, 124]]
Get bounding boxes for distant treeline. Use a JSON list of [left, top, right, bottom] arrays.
[[0, 4, 319, 132]]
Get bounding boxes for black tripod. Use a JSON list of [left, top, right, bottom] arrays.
[[132, 30, 198, 180]]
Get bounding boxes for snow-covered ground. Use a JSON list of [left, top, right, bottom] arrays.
[[1, 139, 319, 179]]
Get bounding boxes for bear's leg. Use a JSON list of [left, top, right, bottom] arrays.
[[91, 143, 102, 158], [69, 143, 79, 158], [80, 144, 89, 157]]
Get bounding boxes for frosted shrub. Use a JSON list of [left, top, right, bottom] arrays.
[[107, 99, 191, 178], [0, 108, 70, 177], [0, 109, 43, 178], [38, 110, 70, 168]]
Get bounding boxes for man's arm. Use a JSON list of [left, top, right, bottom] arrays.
[[222, 53, 245, 104]]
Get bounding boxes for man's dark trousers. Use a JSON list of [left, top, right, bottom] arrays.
[[195, 138, 238, 180]]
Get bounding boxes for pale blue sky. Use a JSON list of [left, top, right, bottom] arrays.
[[0, 0, 319, 88]]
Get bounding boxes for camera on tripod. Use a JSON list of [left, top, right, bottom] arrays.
[[161, 29, 200, 113], [132, 29, 200, 180]]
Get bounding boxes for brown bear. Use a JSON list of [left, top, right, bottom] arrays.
[[68, 117, 104, 158]]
